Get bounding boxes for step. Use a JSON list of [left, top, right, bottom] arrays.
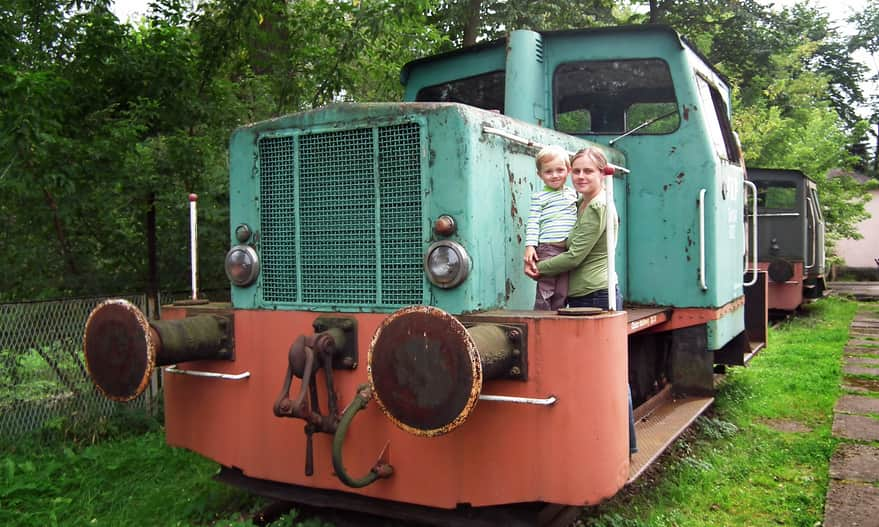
[[744, 340, 765, 364], [628, 393, 714, 483]]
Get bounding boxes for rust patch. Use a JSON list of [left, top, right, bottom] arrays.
[[682, 106, 690, 121], [508, 164, 519, 218], [676, 172, 685, 185], [83, 299, 156, 402]]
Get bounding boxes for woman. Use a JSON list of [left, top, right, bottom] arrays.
[[524, 147, 621, 310], [524, 146, 636, 455]]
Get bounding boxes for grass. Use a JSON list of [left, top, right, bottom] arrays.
[[581, 296, 859, 527], [0, 408, 321, 527], [0, 296, 861, 527]]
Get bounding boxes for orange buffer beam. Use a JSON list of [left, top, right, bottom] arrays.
[[161, 307, 630, 509]]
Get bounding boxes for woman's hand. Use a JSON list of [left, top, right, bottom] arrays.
[[524, 260, 540, 280]]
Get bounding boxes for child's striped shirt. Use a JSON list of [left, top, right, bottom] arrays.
[[525, 185, 578, 246]]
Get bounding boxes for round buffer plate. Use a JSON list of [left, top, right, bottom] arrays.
[[768, 258, 794, 283], [368, 305, 482, 437], [83, 299, 157, 401]]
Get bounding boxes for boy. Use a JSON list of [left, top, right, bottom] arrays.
[[524, 145, 578, 310]]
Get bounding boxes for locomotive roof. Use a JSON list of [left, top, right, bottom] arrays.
[[400, 24, 729, 87], [748, 167, 815, 185]]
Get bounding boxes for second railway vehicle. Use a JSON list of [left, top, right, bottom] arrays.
[[748, 167, 826, 314], [83, 25, 768, 525]]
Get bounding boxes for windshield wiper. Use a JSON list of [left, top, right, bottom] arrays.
[[608, 109, 678, 146]]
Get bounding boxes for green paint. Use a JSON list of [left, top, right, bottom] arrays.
[[228, 26, 748, 353]]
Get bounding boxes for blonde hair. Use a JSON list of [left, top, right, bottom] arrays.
[[570, 147, 608, 170], [535, 145, 571, 171]]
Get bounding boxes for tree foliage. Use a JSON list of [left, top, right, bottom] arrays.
[[0, 0, 443, 301], [0, 0, 874, 300]]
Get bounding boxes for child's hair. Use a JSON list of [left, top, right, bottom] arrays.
[[571, 147, 608, 170], [535, 145, 571, 171]]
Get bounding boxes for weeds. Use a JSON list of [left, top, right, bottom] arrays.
[[582, 296, 857, 526]]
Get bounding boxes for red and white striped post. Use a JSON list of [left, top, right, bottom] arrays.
[[603, 165, 617, 311], [189, 193, 199, 301]]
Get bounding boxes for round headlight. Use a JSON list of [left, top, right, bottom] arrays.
[[424, 241, 470, 289], [225, 245, 259, 286]]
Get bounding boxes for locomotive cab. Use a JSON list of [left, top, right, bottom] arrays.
[[82, 25, 765, 524]]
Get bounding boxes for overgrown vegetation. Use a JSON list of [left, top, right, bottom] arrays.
[[581, 296, 858, 526], [0, 406, 322, 527]]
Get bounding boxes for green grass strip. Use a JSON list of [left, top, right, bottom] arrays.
[[581, 296, 858, 527]]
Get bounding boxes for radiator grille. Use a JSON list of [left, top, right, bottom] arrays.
[[257, 122, 423, 308]]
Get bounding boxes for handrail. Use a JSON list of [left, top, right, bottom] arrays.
[[805, 197, 817, 270], [164, 365, 250, 380], [481, 126, 631, 174], [478, 394, 558, 405], [743, 181, 759, 286], [699, 188, 708, 291], [606, 173, 617, 311]]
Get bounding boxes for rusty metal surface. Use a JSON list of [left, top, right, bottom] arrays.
[[628, 394, 714, 483], [151, 314, 233, 365], [467, 324, 523, 380], [625, 307, 672, 335], [368, 305, 482, 436], [83, 299, 156, 401]]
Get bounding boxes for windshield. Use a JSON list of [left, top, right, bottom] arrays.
[[553, 59, 679, 135]]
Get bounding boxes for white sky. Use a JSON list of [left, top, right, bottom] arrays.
[[110, 0, 150, 22]]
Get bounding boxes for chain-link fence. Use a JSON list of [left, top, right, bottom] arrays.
[[0, 295, 154, 440]]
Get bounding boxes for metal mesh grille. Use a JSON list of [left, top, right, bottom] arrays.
[[258, 122, 423, 307], [259, 135, 298, 301], [0, 296, 151, 439], [378, 124, 424, 305]]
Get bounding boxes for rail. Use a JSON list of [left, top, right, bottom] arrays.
[[699, 188, 708, 291], [478, 394, 557, 405], [805, 197, 817, 270], [164, 365, 251, 380], [743, 181, 758, 286]]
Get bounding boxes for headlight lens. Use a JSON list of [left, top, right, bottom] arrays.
[[424, 241, 470, 288], [225, 245, 260, 286]]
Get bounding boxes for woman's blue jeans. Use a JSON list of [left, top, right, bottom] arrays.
[[566, 286, 623, 311]]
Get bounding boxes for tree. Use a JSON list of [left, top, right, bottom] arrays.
[[734, 43, 871, 244], [0, 0, 447, 301], [428, 0, 623, 49], [848, 0, 879, 174]]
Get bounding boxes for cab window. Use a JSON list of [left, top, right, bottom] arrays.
[[416, 71, 505, 113], [756, 182, 798, 210], [553, 59, 680, 135], [695, 75, 740, 163]]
